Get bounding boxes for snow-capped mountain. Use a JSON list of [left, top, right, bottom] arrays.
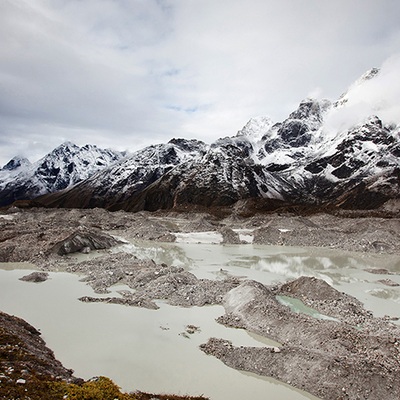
[[0, 142, 123, 207], [39, 138, 207, 209], [112, 70, 399, 213], [2, 64, 400, 213], [1, 156, 31, 171]]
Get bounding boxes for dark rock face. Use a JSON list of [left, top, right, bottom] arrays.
[[1, 157, 31, 171], [277, 120, 311, 147]]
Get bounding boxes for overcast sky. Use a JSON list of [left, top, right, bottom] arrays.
[[1, 0, 400, 166]]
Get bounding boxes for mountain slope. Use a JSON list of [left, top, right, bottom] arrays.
[[38, 138, 207, 209], [0, 142, 123, 207]]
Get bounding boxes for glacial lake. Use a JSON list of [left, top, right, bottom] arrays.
[[1, 237, 400, 400]]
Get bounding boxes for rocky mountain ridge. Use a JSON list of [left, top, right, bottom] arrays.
[[0, 142, 123, 207], [1, 67, 400, 213]]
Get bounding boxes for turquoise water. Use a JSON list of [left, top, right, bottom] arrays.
[[276, 295, 340, 322]]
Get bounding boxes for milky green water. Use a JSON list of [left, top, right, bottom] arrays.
[[1, 239, 400, 400], [115, 240, 400, 320]]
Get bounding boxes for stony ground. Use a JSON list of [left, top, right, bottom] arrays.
[[202, 278, 400, 400], [1, 206, 400, 399]]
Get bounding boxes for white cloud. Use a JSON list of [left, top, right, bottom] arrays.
[[1, 0, 400, 165], [325, 54, 400, 133]]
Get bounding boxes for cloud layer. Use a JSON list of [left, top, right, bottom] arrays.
[[1, 0, 400, 164]]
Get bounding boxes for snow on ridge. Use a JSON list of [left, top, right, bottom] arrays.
[[71, 138, 208, 195], [237, 116, 275, 141], [0, 141, 124, 203]]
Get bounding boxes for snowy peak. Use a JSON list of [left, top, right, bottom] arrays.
[[287, 98, 331, 124], [335, 67, 380, 108], [329, 57, 400, 133], [168, 138, 207, 154], [237, 116, 274, 142], [34, 142, 123, 191], [0, 142, 123, 206], [1, 156, 31, 171], [360, 67, 380, 81], [35, 138, 208, 210]]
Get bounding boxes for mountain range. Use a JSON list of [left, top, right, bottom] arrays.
[[0, 143, 123, 207], [1, 67, 399, 214]]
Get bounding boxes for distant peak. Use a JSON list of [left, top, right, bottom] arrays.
[[350, 67, 380, 89], [359, 67, 380, 82], [334, 67, 380, 108], [52, 141, 79, 153], [237, 116, 274, 141], [59, 141, 77, 147], [288, 98, 331, 120], [1, 156, 31, 171]]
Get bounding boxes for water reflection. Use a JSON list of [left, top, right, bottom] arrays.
[[1, 239, 400, 400], [115, 240, 400, 320]]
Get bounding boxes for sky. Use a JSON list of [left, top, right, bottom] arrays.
[[1, 0, 400, 166]]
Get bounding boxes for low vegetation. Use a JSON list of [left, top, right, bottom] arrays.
[[0, 374, 208, 400]]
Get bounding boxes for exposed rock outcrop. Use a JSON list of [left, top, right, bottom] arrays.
[[49, 228, 121, 255], [19, 272, 49, 283]]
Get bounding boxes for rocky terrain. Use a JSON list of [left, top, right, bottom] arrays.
[[2, 207, 400, 265], [202, 278, 400, 400], [1, 207, 400, 399]]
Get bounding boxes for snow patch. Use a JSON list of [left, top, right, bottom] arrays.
[[174, 232, 223, 244]]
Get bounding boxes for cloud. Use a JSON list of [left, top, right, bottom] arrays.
[[325, 54, 400, 133], [346, 55, 400, 125], [1, 0, 400, 165]]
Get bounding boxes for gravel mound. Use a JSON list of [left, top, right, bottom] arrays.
[[202, 278, 400, 400]]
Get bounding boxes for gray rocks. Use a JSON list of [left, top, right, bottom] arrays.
[[19, 272, 49, 283], [252, 213, 400, 254], [49, 228, 121, 255], [203, 277, 400, 400], [219, 226, 242, 244], [74, 253, 240, 308], [1, 208, 400, 400], [378, 278, 400, 287]]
